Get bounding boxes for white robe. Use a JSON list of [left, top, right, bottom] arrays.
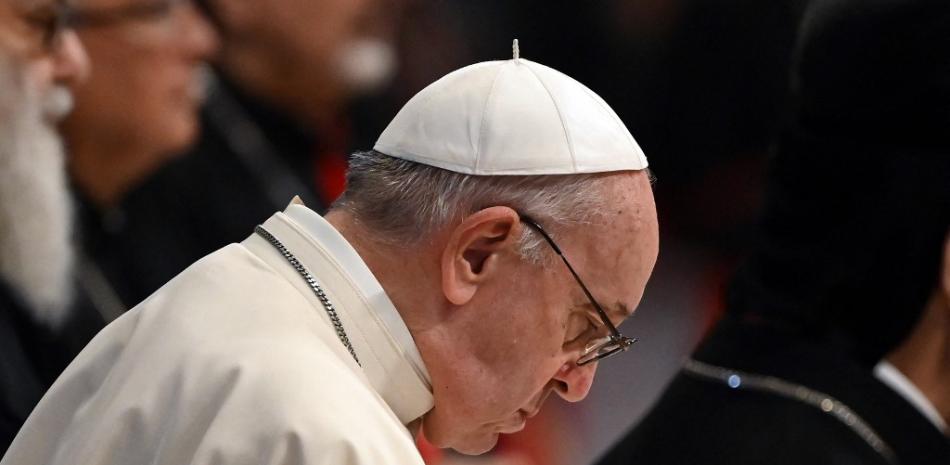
[[2, 202, 435, 465]]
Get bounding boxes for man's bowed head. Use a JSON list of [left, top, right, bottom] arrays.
[[329, 45, 659, 454]]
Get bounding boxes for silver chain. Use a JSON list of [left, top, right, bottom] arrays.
[[255, 225, 361, 365], [683, 358, 897, 464]]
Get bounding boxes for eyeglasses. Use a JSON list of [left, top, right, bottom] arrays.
[[520, 216, 637, 366], [21, 0, 75, 52], [69, 0, 186, 29], [19, 0, 185, 53]]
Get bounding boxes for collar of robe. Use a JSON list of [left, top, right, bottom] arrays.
[[242, 203, 434, 426]]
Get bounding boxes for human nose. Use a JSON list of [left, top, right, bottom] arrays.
[[552, 359, 597, 402], [177, 2, 219, 60], [52, 30, 90, 85]]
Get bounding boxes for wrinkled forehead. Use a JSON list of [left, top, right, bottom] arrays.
[[595, 170, 658, 234], [571, 171, 659, 300], [590, 182, 657, 266]]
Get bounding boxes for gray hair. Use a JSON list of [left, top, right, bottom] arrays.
[[332, 150, 610, 263]]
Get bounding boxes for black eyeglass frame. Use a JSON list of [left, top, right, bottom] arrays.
[[520, 215, 637, 365], [22, 0, 187, 53], [22, 0, 74, 52], [69, 0, 187, 29]]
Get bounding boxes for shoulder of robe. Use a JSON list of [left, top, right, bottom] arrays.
[[9, 245, 424, 465], [114, 243, 392, 425], [177, 339, 425, 465], [165, 247, 426, 464]]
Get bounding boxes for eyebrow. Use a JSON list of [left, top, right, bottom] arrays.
[[613, 301, 634, 318], [576, 301, 633, 319]]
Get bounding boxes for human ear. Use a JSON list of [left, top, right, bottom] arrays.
[[440, 206, 523, 306]]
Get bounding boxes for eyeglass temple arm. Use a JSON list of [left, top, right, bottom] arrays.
[[69, 0, 181, 28], [520, 216, 623, 340], [557, 256, 623, 339]]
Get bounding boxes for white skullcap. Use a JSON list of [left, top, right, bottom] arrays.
[[374, 42, 648, 175]]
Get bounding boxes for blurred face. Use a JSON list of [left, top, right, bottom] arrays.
[[0, 0, 89, 120], [222, 0, 398, 102], [421, 171, 660, 454], [0, 0, 88, 325], [63, 0, 217, 158]]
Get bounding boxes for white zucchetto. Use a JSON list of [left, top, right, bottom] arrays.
[[374, 44, 648, 175]]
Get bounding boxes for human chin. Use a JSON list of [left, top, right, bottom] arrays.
[[449, 428, 503, 456], [422, 414, 503, 456]]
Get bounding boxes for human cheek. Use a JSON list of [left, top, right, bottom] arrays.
[[141, 53, 199, 142], [23, 59, 55, 99]]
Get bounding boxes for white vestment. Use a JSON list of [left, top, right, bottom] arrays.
[[1, 203, 434, 465]]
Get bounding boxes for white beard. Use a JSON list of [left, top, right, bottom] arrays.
[[0, 53, 76, 329]]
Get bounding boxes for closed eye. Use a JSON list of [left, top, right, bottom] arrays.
[[564, 311, 600, 346]]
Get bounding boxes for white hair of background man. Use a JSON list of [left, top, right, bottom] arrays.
[[0, 51, 76, 328], [334, 149, 610, 263]]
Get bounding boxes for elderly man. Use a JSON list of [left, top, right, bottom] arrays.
[[1, 46, 659, 464], [0, 0, 89, 453]]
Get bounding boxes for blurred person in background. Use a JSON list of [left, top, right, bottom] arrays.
[[598, 0, 950, 464], [0, 0, 89, 452], [101, 0, 403, 308], [61, 0, 217, 322]]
